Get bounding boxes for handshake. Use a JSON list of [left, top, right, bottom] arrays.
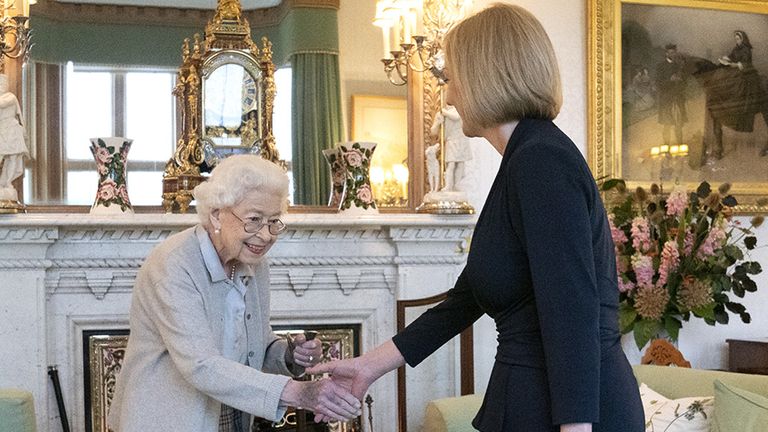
[[281, 335, 398, 424]]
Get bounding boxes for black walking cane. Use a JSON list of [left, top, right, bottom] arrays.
[[48, 365, 71, 432]]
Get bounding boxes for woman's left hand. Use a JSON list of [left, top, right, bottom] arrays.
[[292, 333, 322, 368]]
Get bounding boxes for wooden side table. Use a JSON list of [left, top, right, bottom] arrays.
[[726, 338, 768, 375]]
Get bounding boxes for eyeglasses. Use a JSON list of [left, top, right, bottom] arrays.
[[228, 210, 287, 235]]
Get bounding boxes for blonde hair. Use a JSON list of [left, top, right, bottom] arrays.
[[193, 155, 289, 224], [443, 3, 562, 130]]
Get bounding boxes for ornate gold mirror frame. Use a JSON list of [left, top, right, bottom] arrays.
[[162, 0, 278, 213]]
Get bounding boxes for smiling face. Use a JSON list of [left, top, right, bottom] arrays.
[[210, 188, 283, 267]]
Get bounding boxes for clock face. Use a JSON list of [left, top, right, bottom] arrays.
[[241, 72, 259, 113]]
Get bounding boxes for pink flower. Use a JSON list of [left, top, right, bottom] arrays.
[[608, 215, 628, 245], [666, 189, 688, 217], [657, 240, 680, 287], [697, 222, 727, 259], [683, 230, 695, 256], [98, 179, 117, 201], [631, 253, 654, 288], [94, 147, 112, 165], [618, 278, 635, 293], [356, 184, 373, 204], [117, 184, 130, 204], [344, 150, 363, 168], [332, 168, 346, 185], [630, 217, 652, 253]]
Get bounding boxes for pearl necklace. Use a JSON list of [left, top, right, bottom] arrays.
[[229, 263, 237, 281]]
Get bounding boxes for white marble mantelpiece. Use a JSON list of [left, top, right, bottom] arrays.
[[0, 212, 476, 432]]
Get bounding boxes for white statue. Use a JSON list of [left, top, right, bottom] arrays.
[[429, 104, 472, 192], [0, 74, 28, 202], [425, 143, 440, 193], [421, 105, 474, 213]]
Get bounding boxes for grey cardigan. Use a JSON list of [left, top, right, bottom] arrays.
[[108, 225, 295, 432]]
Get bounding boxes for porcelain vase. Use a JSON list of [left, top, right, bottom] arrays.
[[89, 137, 133, 214], [322, 147, 346, 209], [336, 141, 378, 213]]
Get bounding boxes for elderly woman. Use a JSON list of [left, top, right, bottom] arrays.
[[108, 155, 361, 432], [310, 5, 643, 432]]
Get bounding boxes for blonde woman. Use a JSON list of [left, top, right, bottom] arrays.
[[310, 4, 643, 432], [108, 155, 361, 432]]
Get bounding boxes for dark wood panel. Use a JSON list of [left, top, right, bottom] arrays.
[[726, 338, 768, 375]]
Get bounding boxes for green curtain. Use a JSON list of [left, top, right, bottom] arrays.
[[291, 52, 343, 206]]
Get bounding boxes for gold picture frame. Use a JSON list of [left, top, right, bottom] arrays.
[[85, 331, 129, 432], [351, 94, 410, 208], [588, 0, 768, 213]]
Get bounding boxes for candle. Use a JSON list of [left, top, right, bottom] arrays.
[[407, 9, 417, 41], [402, 15, 410, 44], [393, 163, 409, 199], [382, 26, 391, 59]]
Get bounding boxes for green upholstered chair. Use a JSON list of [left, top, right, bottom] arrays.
[[0, 388, 37, 432]]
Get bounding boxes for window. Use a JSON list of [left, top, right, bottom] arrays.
[[62, 62, 176, 206]]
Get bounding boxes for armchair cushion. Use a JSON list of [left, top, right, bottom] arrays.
[[423, 393, 483, 432], [0, 388, 36, 432], [712, 380, 768, 432]]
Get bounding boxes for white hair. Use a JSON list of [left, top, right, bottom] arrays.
[[193, 155, 289, 225]]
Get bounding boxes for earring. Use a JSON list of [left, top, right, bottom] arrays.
[[214, 228, 221, 235]]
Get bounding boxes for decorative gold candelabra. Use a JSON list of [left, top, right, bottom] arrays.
[[0, 13, 31, 73], [374, 0, 471, 85]]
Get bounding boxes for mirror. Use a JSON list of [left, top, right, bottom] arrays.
[[22, 0, 408, 210]]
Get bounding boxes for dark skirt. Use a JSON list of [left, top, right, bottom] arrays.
[[472, 348, 643, 432]]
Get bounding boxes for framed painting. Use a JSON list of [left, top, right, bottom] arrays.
[[351, 94, 410, 208], [588, 0, 768, 213], [83, 329, 130, 432]]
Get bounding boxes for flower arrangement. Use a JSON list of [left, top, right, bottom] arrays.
[[602, 179, 763, 350]]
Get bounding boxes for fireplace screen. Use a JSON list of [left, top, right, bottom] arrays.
[[83, 326, 361, 432]]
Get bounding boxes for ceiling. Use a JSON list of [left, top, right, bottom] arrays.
[[54, 0, 282, 10]]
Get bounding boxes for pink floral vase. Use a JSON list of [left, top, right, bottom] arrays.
[[322, 147, 346, 209], [89, 137, 133, 214], [337, 141, 377, 212]]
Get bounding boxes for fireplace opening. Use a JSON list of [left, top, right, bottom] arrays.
[[82, 324, 362, 432]]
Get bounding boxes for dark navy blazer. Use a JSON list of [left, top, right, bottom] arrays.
[[392, 118, 643, 432]]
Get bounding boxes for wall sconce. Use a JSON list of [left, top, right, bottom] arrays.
[[0, 0, 34, 72], [373, 0, 472, 86]]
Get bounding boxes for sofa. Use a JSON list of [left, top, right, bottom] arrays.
[[422, 364, 768, 432]]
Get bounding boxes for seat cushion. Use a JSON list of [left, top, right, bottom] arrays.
[[0, 388, 36, 432], [712, 380, 768, 432], [423, 393, 484, 432]]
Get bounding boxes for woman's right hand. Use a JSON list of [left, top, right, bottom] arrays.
[[280, 377, 362, 422]]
